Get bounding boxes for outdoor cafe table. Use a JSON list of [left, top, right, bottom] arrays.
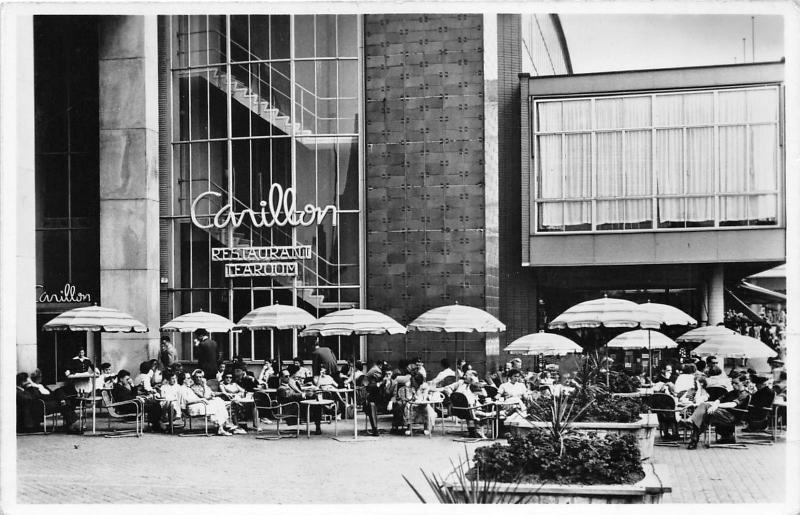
[[299, 398, 337, 438], [493, 398, 521, 439], [67, 371, 102, 434]]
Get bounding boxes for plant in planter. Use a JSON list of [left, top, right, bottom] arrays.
[[406, 393, 669, 504]]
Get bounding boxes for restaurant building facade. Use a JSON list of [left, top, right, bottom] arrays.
[[12, 13, 785, 383]]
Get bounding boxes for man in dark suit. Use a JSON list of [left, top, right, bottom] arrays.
[[276, 370, 315, 429], [311, 338, 339, 384], [112, 369, 163, 431], [193, 328, 218, 379], [743, 376, 775, 432]]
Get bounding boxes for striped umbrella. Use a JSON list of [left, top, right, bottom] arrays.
[[548, 297, 661, 330], [42, 305, 147, 333], [161, 310, 234, 333], [299, 308, 405, 441], [235, 303, 316, 331], [299, 308, 406, 337], [503, 331, 582, 356], [607, 329, 678, 350], [406, 304, 506, 333], [639, 302, 697, 327], [676, 325, 738, 344], [42, 305, 147, 434], [692, 333, 777, 359]]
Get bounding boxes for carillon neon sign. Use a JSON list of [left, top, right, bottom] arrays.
[[190, 184, 338, 230]]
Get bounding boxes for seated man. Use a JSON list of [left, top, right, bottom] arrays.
[[361, 361, 392, 437], [742, 376, 775, 432], [705, 365, 733, 392], [445, 371, 492, 439], [276, 370, 320, 433], [233, 367, 258, 393], [686, 376, 749, 448], [113, 369, 164, 432], [25, 369, 81, 432]]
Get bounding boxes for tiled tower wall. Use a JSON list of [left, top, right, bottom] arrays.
[[364, 14, 488, 372]]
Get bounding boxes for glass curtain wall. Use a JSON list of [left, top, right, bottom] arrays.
[[534, 86, 781, 232], [164, 15, 362, 362]]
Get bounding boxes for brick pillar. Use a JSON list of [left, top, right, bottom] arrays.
[[98, 16, 160, 372]]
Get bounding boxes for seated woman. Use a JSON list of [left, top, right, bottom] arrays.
[[133, 360, 158, 397], [678, 375, 710, 410], [337, 363, 354, 389], [673, 363, 697, 397], [387, 370, 414, 435], [495, 369, 530, 417], [157, 369, 181, 424], [257, 361, 274, 387], [314, 364, 346, 411], [705, 365, 733, 392], [178, 371, 243, 436], [407, 379, 438, 436]]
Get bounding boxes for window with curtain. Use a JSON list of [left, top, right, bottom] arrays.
[[534, 86, 781, 232]]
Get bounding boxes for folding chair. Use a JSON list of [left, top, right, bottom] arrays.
[[449, 392, 494, 441], [176, 401, 211, 437]]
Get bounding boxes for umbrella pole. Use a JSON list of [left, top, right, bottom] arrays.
[[648, 330, 652, 380], [353, 339, 358, 440]]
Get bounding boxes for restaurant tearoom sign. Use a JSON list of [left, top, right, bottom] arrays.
[[212, 246, 310, 278], [192, 185, 332, 278]]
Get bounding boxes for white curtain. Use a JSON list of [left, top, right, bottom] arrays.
[[751, 124, 778, 220], [655, 129, 683, 223], [624, 130, 651, 224], [538, 134, 562, 228], [595, 132, 622, 225], [563, 133, 591, 226], [686, 127, 714, 222], [719, 125, 747, 222]]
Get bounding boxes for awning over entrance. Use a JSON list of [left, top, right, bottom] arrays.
[[735, 281, 786, 304], [724, 289, 770, 326]]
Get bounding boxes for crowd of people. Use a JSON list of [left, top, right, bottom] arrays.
[[638, 355, 785, 449], [16, 328, 788, 443]]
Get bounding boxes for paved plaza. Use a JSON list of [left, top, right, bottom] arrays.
[[13, 417, 793, 505]]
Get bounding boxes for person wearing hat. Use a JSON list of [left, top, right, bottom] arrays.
[[741, 376, 775, 433]]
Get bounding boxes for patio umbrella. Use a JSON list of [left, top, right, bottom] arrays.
[[676, 325, 738, 344], [43, 304, 148, 434], [300, 308, 406, 441], [639, 302, 697, 327], [161, 310, 235, 333], [692, 333, 777, 359], [548, 297, 660, 384], [406, 304, 506, 361], [607, 330, 678, 350], [503, 331, 582, 356], [234, 303, 317, 366]]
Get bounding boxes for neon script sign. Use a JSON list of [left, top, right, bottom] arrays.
[[190, 184, 338, 230], [36, 283, 91, 303]]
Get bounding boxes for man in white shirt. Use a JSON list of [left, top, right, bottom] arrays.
[[430, 359, 456, 387]]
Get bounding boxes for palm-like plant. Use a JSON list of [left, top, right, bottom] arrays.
[[402, 447, 531, 504], [527, 388, 594, 456]]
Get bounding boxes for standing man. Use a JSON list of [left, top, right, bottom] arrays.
[[159, 336, 177, 370], [311, 338, 339, 384], [193, 328, 218, 380]]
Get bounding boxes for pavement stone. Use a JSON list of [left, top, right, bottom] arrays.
[[13, 419, 790, 505]]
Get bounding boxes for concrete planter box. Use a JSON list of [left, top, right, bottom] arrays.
[[444, 462, 671, 504], [505, 413, 659, 461]]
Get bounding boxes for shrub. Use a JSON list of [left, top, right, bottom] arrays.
[[526, 389, 645, 423], [473, 429, 644, 485]]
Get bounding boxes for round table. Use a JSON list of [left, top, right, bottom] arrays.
[[299, 399, 337, 438]]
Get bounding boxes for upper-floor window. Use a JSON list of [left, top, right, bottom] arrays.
[[534, 86, 781, 232]]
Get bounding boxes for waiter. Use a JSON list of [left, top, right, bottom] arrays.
[[193, 328, 218, 379]]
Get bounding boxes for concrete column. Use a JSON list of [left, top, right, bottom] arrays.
[[483, 13, 500, 374], [707, 264, 725, 326], [98, 16, 160, 373], [14, 16, 38, 373]]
